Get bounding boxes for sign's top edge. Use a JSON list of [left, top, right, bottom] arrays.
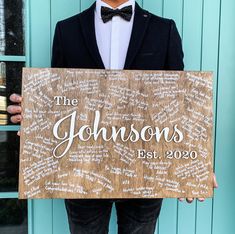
[[22, 67, 213, 75]]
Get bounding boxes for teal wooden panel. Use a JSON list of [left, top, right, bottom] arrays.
[[30, 0, 51, 66], [163, 0, 183, 36], [52, 200, 70, 234], [30, 1, 53, 234], [158, 1, 184, 234], [51, 0, 81, 46], [143, 0, 163, 16], [158, 199, 177, 234], [178, 0, 203, 233], [195, 0, 221, 234], [182, 0, 203, 69], [81, 0, 94, 11], [109, 206, 118, 234], [212, 0, 235, 233], [33, 200, 53, 234], [28, 200, 33, 234]]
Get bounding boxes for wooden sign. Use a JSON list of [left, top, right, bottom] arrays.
[[19, 68, 214, 199]]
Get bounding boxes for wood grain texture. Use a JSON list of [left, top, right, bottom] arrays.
[[19, 68, 214, 199]]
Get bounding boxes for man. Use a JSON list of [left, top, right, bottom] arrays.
[[8, 0, 218, 233]]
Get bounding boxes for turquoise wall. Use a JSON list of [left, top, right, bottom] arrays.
[[27, 0, 235, 233]]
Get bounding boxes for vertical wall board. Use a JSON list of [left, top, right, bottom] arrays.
[[52, 200, 70, 234], [30, 0, 51, 67], [158, 2, 184, 233], [163, 0, 183, 36], [158, 199, 177, 234], [30, 1, 53, 233], [196, 0, 221, 234], [178, 1, 203, 234], [109, 206, 118, 234], [143, 0, 163, 17], [51, 0, 81, 48], [28, 200, 33, 234], [182, 0, 203, 69], [195, 199, 212, 234], [81, 0, 94, 11], [178, 200, 197, 234], [212, 0, 235, 233], [33, 200, 53, 234]]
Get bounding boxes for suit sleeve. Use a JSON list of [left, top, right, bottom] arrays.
[[165, 20, 184, 71], [51, 22, 66, 68]]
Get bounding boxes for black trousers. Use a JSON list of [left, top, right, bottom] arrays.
[[65, 198, 163, 234]]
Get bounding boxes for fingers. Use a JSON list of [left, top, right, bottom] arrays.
[[178, 198, 194, 203], [213, 173, 218, 188], [197, 198, 205, 202], [7, 105, 22, 115], [10, 114, 22, 123], [17, 130, 21, 136], [179, 197, 206, 203], [7, 94, 23, 123], [9, 93, 22, 103], [186, 198, 194, 203]]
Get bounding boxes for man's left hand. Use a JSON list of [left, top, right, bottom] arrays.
[[178, 173, 218, 203]]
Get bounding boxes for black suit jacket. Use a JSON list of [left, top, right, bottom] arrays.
[[51, 2, 184, 70]]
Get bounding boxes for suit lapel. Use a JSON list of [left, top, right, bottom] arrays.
[[124, 2, 151, 69], [79, 2, 105, 69]]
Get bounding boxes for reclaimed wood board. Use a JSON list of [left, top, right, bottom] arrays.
[[19, 68, 214, 199]]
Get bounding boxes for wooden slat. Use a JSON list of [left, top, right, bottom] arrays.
[[51, 0, 81, 47], [212, 0, 235, 233], [143, 0, 163, 16], [195, 0, 221, 233], [109, 206, 118, 234], [81, 0, 94, 11], [177, 0, 203, 233], [52, 200, 70, 234], [33, 200, 53, 234], [158, 199, 177, 234], [30, 0, 51, 67], [163, 0, 183, 36], [30, 1, 53, 233], [158, 1, 184, 234]]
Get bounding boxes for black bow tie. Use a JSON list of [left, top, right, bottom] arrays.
[[101, 5, 133, 23]]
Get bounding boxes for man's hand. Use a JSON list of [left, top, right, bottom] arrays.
[[7, 93, 23, 136], [178, 173, 218, 203]]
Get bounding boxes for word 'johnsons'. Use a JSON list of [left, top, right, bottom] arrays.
[[52, 111, 184, 158]]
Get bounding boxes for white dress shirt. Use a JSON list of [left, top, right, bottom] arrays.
[[95, 0, 135, 69]]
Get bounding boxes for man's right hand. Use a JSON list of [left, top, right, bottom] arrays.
[[7, 93, 23, 135]]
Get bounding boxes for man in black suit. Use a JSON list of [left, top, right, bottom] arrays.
[[7, 0, 218, 233], [50, 2, 183, 232], [51, 1, 183, 70]]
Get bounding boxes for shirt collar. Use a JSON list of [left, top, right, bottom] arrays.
[[95, 0, 135, 19]]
